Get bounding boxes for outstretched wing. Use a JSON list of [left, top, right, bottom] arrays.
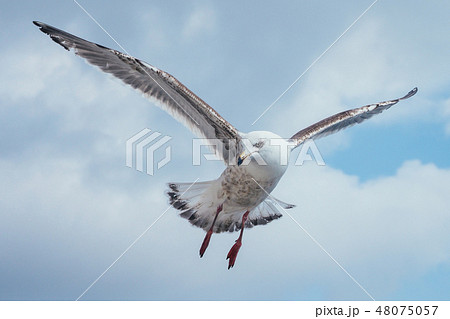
[[33, 21, 241, 163], [290, 87, 418, 147]]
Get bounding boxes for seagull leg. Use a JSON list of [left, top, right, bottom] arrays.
[[199, 204, 223, 257], [226, 210, 250, 269]]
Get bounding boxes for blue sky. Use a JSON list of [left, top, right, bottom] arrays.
[[1, 0, 449, 300]]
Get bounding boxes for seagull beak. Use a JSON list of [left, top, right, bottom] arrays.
[[237, 152, 248, 166]]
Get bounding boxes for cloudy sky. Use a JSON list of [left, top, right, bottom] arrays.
[[1, 0, 449, 300]]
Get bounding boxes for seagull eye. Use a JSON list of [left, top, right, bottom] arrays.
[[253, 141, 265, 148]]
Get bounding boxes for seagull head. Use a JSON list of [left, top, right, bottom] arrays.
[[237, 131, 291, 172], [237, 139, 265, 166]]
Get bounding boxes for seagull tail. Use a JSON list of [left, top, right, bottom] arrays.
[[245, 196, 295, 227], [166, 181, 296, 233], [166, 180, 220, 231]]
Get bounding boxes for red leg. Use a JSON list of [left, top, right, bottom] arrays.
[[199, 204, 223, 257], [226, 210, 250, 269]]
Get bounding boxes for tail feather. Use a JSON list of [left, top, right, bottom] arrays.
[[167, 181, 295, 233], [248, 199, 282, 226], [269, 196, 296, 209], [167, 181, 218, 230]]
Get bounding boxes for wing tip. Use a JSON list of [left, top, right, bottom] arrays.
[[33, 20, 48, 32], [400, 87, 418, 100], [33, 20, 71, 51]]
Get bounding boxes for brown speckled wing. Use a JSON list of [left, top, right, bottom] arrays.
[[34, 21, 241, 163], [290, 87, 418, 147]]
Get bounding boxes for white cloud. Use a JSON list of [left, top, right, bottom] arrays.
[[0, 35, 162, 157], [267, 15, 449, 147], [182, 6, 217, 40], [3, 149, 449, 299], [270, 19, 408, 137], [264, 159, 450, 298], [0, 40, 73, 102]]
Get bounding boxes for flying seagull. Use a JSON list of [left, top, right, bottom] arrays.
[[34, 21, 418, 269]]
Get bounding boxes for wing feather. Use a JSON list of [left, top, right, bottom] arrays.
[[290, 88, 418, 147], [33, 21, 241, 163]]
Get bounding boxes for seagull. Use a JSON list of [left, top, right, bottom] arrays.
[[34, 21, 418, 269]]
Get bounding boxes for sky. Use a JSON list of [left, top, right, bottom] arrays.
[[0, 0, 449, 301]]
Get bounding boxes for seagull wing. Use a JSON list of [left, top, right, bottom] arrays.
[[289, 87, 418, 147], [33, 21, 241, 164]]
